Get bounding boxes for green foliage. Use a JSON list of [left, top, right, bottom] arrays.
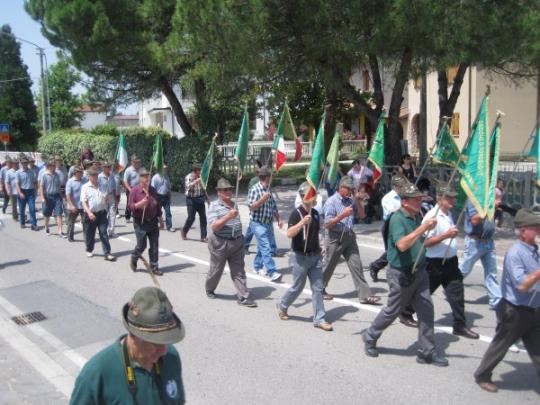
[[0, 25, 39, 149], [90, 124, 119, 137], [38, 126, 215, 190]]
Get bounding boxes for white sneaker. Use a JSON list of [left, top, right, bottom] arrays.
[[59, 233, 67, 239], [116, 214, 121, 219], [45, 228, 51, 236], [253, 268, 261, 275], [86, 251, 93, 258], [270, 272, 282, 282]]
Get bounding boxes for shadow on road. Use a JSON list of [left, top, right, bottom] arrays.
[[0, 259, 31, 270]]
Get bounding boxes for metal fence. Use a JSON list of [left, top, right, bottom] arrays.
[[217, 140, 365, 173], [381, 161, 539, 209]]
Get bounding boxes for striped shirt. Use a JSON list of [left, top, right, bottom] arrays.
[[323, 192, 355, 232], [185, 172, 204, 197], [208, 199, 242, 238], [248, 182, 277, 224]]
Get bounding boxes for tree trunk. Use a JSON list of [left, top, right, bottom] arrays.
[[323, 89, 338, 157], [437, 63, 469, 129], [386, 48, 412, 165], [158, 77, 194, 137], [341, 83, 378, 146]]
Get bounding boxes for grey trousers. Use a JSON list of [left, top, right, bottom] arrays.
[[474, 299, 540, 383], [365, 266, 435, 354], [206, 234, 249, 299], [323, 230, 371, 300]]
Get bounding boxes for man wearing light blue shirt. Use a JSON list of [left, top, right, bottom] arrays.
[[474, 209, 540, 393], [6, 160, 19, 221], [98, 162, 118, 237], [66, 167, 84, 241], [151, 164, 174, 232], [1, 157, 13, 215], [460, 199, 501, 309], [15, 157, 37, 230]]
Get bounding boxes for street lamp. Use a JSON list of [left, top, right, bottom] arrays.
[[0, 30, 51, 135]]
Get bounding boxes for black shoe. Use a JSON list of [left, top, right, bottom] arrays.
[[151, 267, 163, 276], [369, 267, 379, 282], [130, 261, 137, 272], [453, 327, 480, 339], [362, 332, 379, 357], [238, 298, 257, 308], [31, 225, 38, 231], [20, 223, 25, 229], [399, 315, 418, 328], [206, 291, 216, 299], [416, 350, 449, 367]]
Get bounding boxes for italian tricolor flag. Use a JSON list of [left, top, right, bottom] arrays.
[[116, 133, 128, 173], [368, 115, 385, 184], [273, 103, 296, 172]]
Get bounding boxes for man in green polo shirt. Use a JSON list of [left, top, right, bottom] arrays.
[[70, 287, 186, 404], [362, 184, 449, 367]]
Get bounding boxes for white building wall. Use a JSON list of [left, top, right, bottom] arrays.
[[79, 111, 107, 130]]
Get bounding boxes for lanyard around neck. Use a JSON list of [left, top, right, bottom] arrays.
[[122, 339, 163, 404]]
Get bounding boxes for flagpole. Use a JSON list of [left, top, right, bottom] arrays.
[[440, 111, 505, 264], [141, 135, 157, 223], [414, 116, 452, 186], [304, 166, 327, 252], [410, 108, 483, 274]]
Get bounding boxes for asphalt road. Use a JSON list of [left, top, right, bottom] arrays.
[[0, 188, 538, 404]]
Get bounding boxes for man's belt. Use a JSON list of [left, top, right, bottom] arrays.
[[293, 250, 321, 257], [469, 235, 490, 241], [215, 233, 243, 241]]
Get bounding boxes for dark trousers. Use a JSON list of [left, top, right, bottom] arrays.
[[182, 196, 207, 239], [402, 256, 467, 328], [474, 299, 540, 383], [83, 210, 111, 255], [18, 189, 36, 226], [157, 194, 173, 230], [10, 195, 18, 220], [124, 190, 131, 220], [67, 208, 83, 240], [2, 189, 9, 213], [132, 217, 160, 268]]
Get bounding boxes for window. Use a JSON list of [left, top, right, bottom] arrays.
[[447, 66, 459, 85], [451, 112, 460, 136]]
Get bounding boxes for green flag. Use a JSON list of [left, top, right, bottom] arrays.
[[200, 135, 217, 190], [235, 108, 249, 174], [367, 115, 385, 183], [432, 123, 460, 167], [274, 103, 297, 143], [487, 122, 501, 220], [527, 124, 540, 187], [304, 113, 326, 202], [152, 132, 163, 175], [326, 123, 342, 188], [459, 96, 490, 218]]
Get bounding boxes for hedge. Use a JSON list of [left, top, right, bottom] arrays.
[[38, 127, 218, 191]]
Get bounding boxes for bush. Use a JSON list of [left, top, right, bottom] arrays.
[[38, 126, 218, 191]]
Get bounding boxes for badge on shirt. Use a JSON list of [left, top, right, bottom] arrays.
[[166, 379, 178, 398]]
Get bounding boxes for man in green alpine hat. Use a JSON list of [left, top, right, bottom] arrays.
[[70, 286, 186, 404]]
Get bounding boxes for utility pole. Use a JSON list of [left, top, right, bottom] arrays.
[[37, 48, 47, 134], [44, 53, 52, 132]]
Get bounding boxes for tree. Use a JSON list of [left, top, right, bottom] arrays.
[[0, 25, 39, 149], [37, 53, 82, 129], [26, 0, 195, 136]]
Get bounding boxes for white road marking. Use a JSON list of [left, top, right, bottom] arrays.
[[0, 297, 77, 398], [117, 235, 525, 353]]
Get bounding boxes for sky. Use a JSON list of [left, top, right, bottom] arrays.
[[1, 0, 136, 113]]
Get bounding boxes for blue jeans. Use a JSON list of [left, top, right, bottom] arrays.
[[157, 194, 173, 230], [18, 189, 36, 226], [245, 221, 276, 254], [251, 221, 277, 275], [279, 252, 326, 325], [460, 237, 501, 308]]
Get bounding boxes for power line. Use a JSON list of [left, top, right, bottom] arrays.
[[0, 77, 31, 83]]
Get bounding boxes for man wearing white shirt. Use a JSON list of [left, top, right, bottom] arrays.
[[347, 159, 373, 191], [368, 174, 408, 283], [404, 184, 479, 339]]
